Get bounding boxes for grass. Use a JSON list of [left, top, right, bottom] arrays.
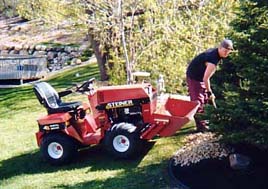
[[39, 42, 80, 48], [0, 63, 195, 189]]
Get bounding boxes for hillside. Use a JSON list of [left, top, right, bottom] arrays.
[[0, 14, 94, 82], [0, 15, 88, 49]]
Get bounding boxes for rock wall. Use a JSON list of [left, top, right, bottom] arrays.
[[0, 16, 91, 71], [0, 44, 88, 71]]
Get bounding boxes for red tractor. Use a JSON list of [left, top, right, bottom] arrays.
[[33, 78, 198, 165]]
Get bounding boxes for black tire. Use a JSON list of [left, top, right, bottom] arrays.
[[104, 123, 141, 159], [40, 133, 78, 165]]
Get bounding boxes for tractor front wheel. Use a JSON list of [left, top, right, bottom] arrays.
[[41, 133, 78, 165], [104, 123, 141, 159]]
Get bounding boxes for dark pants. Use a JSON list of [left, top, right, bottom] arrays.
[[186, 77, 208, 129]]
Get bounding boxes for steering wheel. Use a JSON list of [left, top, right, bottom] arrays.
[[76, 78, 95, 93]]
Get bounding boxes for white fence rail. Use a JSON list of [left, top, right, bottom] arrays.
[[0, 55, 47, 81]]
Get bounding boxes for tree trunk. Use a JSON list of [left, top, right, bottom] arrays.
[[118, 0, 131, 84], [2, 0, 6, 7], [88, 31, 108, 81]]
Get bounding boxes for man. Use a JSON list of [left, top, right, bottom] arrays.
[[186, 39, 233, 132]]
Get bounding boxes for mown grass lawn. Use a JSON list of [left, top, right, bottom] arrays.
[[0, 63, 194, 189]]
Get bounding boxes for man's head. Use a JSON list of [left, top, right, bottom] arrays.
[[218, 39, 233, 58]]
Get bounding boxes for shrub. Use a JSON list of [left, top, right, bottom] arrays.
[[204, 0, 268, 149]]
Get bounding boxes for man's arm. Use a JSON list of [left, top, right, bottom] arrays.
[[203, 62, 216, 92]]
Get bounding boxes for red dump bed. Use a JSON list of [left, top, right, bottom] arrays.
[[141, 96, 199, 140]]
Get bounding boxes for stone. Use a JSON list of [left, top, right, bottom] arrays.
[[229, 153, 250, 170]]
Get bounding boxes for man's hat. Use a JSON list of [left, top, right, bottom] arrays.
[[220, 39, 233, 50]]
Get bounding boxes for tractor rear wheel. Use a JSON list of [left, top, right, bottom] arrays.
[[41, 133, 78, 165], [104, 123, 141, 159]]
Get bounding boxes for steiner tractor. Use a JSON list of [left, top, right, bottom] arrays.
[[33, 78, 199, 165]]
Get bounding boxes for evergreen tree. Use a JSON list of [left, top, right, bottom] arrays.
[[205, 0, 268, 149]]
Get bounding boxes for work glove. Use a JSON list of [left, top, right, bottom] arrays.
[[206, 91, 217, 108]]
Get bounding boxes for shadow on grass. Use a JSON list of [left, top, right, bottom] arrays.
[[0, 150, 55, 180], [54, 141, 169, 189], [54, 161, 169, 189], [156, 124, 196, 140], [0, 87, 35, 103], [174, 125, 197, 136], [0, 141, 156, 181]]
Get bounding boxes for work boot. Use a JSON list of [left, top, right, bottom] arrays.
[[195, 119, 210, 132], [196, 125, 210, 132]]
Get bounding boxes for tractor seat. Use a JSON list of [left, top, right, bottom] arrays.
[[33, 82, 82, 114]]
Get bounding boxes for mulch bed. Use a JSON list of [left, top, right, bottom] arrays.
[[169, 144, 268, 189]]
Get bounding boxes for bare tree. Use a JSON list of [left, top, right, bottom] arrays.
[[82, 0, 145, 82], [118, 0, 131, 84]]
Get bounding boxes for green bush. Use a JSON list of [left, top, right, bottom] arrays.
[[204, 0, 268, 149], [107, 50, 127, 85], [80, 48, 93, 62]]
